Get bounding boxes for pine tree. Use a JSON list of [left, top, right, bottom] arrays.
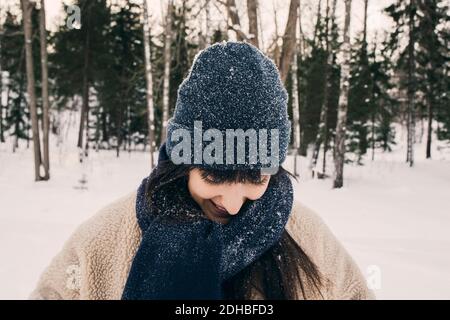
[[297, 1, 340, 162], [50, 0, 111, 155], [415, 0, 449, 158], [1, 11, 29, 149], [347, 0, 371, 164], [299, 39, 327, 156], [385, 0, 419, 166], [100, 2, 146, 157], [2, 3, 42, 153], [386, 0, 449, 161], [367, 35, 397, 158], [53, 0, 113, 153], [311, 0, 338, 176]]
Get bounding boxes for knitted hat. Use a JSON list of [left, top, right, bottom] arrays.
[[165, 41, 291, 173]]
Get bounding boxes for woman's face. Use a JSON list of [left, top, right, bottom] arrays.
[[187, 168, 271, 224]]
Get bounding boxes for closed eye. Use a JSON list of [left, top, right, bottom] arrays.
[[254, 176, 270, 185], [201, 173, 269, 186]]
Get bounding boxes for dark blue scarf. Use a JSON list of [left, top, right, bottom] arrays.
[[121, 143, 294, 300]]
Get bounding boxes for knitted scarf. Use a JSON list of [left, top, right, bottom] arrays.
[[121, 143, 294, 300]]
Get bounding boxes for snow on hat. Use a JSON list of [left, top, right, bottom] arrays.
[[165, 41, 291, 172]]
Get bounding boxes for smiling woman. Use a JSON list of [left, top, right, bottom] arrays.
[[133, 143, 324, 299], [189, 167, 272, 223], [29, 41, 374, 300]]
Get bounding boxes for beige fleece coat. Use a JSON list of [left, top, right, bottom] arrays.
[[29, 191, 375, 300]]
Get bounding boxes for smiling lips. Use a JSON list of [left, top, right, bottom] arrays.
[[209, 200, 231, 219]]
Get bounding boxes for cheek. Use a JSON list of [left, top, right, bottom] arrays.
[[188, 177, 218, 199], [197, 186, 219, 199], [245, 183, 270, 201]]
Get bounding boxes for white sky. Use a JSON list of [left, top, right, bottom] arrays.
[[1, 0, 394, 51]]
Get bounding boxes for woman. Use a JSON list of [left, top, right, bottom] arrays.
[[30, 41, 374, 300]]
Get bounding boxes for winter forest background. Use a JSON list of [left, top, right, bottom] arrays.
[[0, 0, 449, 299]]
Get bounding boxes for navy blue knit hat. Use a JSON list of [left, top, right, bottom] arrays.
[[165, 41, 291, 172]]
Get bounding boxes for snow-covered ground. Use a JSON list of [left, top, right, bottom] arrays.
[[288, 140, 450, 300], [1, 115, 449, 299]]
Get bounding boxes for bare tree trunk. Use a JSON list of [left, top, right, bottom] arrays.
[[322, 0, 338, 176], [371, 102, 376, 160], [205, 0, 211, 47], [226, 0, 247, 41], [198, 0, 211, 49], [425, 97, 433, 159], [160, 0, 173, 143], [247, 0, 259, 48], [292, 61, 301, 170], [257, 1, 264, 49], [312, 0, 322, 46], [142, 0, 155, 168], [322, 124, 329, 174], [127, 104, 131, 153], [39, 0, 50, 180], [425, 55, 435, 159], [84, 88, 90, 158], [370, 37, 377, 161], [298, 2, 306, 57], [22, 0, 43, 181], [78, 5, 91, 159], [406, 0, 415, 167], [292, 1, 301, 177], [332, 0, 352, 189], [363, 0, 368, 44], [279, 0, 300, 84], [269, 3, 281, 65]]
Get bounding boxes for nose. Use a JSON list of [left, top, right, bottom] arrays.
[[221, 198, 244, 215], [220, 185, 246, 215]]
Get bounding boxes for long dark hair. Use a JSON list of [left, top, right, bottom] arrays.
[[144, 158, 324, 299]]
